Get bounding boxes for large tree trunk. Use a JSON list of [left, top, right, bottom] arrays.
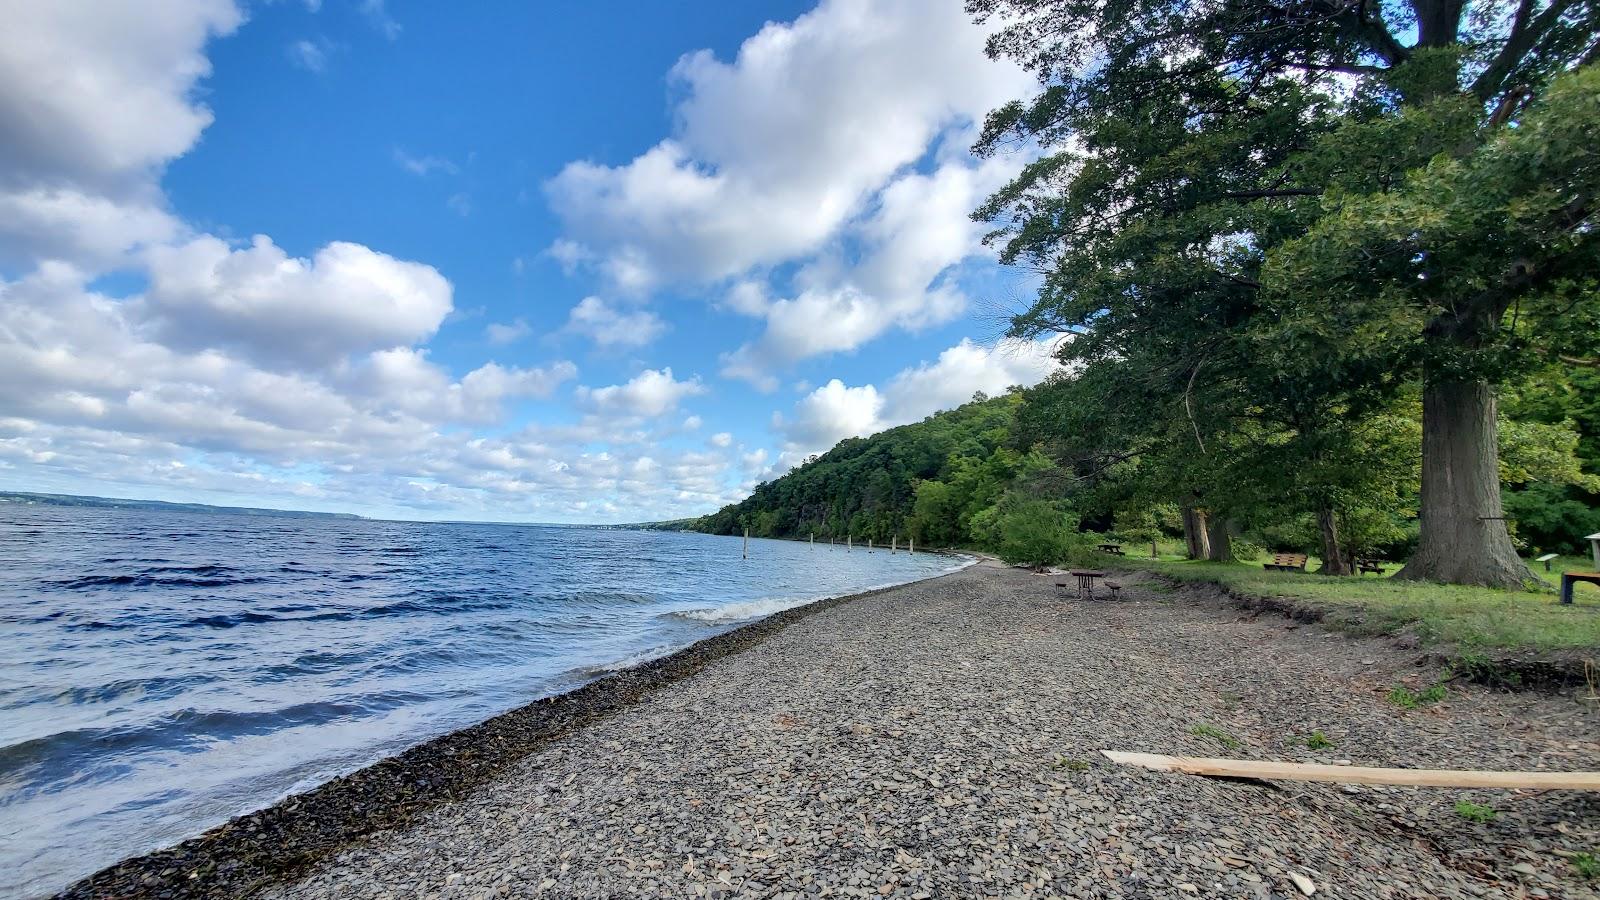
[[1205, 516, 1235, 562], [1181, 506, 1210, 560], [1395, 378, 1534, 587], [1316, 505, 1350, 576]]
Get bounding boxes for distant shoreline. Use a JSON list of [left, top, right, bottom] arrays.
[[54, 558, 975, 900], [0, 491, 364, 521]]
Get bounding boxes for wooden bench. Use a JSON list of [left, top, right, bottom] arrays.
[[1097, 543, 1125, 556], [1104, 580, 1122, 600], [1264, 553, 1309, 572], [1356, 558, 1387, 575], [1560, 571, 1600, 605]]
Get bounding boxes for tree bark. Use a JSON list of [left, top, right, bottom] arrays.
[[1316, 505, 1350, 575], [1181, 506, 1211, 560], [1205, 516, 1235, 562], [1395, 378, 1535, 587]]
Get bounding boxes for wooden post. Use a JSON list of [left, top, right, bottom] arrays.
[[848, 534, 852, 552], [909, 537, 914, 554], [868, 538, 873, 553], [810, 532, 814, 548], [743, 527, 748, 560], [892, 535, 898, 553], [1151, 540, 1158, 559]]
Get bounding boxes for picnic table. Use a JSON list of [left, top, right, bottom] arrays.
[[1067, 570, 1106, 600], [1561, 571, 1600, 605], [1097, 543, 1125, 556], [1355, 558, 1387, 575]]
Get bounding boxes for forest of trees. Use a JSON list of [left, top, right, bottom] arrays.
[[703, 1, 1600, 586], [693, 375, 1598, 569]]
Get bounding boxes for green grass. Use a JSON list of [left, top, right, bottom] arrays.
[[1572, 852, 1599, 879], [1051, 754, 1092, 773], [1454, 800, 1497, 823], [1116, 554, 1600, 654], [1189, 722, 1243, 751], [1303, 730, 1335, 750], [1387, 682, 1448, 709]]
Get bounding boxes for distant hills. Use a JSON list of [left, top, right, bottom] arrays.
[[0, 491, 364, 520]]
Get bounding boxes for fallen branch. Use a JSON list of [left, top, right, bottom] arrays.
[[1101, 751, 1600, 790]]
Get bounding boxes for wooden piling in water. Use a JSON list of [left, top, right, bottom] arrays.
[[743, 527, 748, 560]]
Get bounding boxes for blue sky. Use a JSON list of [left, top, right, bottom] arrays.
[[0, 0, 1057, 522]]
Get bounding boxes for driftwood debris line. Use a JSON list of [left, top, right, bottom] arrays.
[[1102, 751, 1600, 791]]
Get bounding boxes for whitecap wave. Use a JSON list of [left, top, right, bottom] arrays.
[[674, 595, 817, 624]]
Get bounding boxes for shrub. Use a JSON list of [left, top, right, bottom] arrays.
[[992, 498, 1082, 569]]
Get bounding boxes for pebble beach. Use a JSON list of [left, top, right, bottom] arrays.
[[68, 561, 1600, 899]]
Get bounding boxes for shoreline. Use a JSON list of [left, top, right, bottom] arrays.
[[53, 558, 976, 900]]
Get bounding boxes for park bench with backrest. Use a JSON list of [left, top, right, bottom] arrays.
[[1263, 553, 1309, 572]]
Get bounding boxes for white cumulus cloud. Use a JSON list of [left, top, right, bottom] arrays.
[[546, 0, 1028, 291], [563, 296, 667, 350], [576, 368, 707, 419], [140, 235, 454, 368], [773, 338, 1062, 466]]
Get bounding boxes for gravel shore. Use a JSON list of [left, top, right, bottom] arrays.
[[89, 562, 1600, 898]]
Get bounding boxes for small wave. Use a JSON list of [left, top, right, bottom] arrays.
[[0, 696, 429, 782], [567, 643, 685, 676], [671, 559, 977, 625], [49, 566, 266, 591], [180, 611, 281, 629], [1, 674, 217, 711], [672, 595, 818, 624]]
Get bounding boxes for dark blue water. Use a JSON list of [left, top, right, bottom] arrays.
[[0, 504, 967, 898]]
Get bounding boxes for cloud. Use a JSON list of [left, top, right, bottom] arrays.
[[446, 192, 471, 217], [393, 148, 458, 176], [545, 0, 1028, 291], [0, 265, 750, 521], [359, 0, 400, 40], [0, 0, 768, 523], [485, 318, 532, 345], [0, 1, 242, 193], [339, 348, 576, 424], [879, 337, 1061, 423], [773, 338, 1061, 465], [577, 368, 707, 419], [0, 0, 240, 267], [287, 38, 331, 72], [719, 153, 1021, 386], [776, 380, 884, 458], [139, 235, 454, 368], [0, 0, 1050, 524], [563, 296, 667, 350], [0, 187, 183, 269]]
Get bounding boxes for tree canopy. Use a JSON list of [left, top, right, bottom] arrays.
[[965, 0, 1600, 585]]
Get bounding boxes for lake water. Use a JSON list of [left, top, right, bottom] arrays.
[[0, 504, 967, 898]]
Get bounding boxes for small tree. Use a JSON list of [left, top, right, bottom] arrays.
[[993, 498, 1080, 569]]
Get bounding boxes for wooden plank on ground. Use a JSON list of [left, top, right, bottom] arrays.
[[1101, 751, 1600, 791]]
